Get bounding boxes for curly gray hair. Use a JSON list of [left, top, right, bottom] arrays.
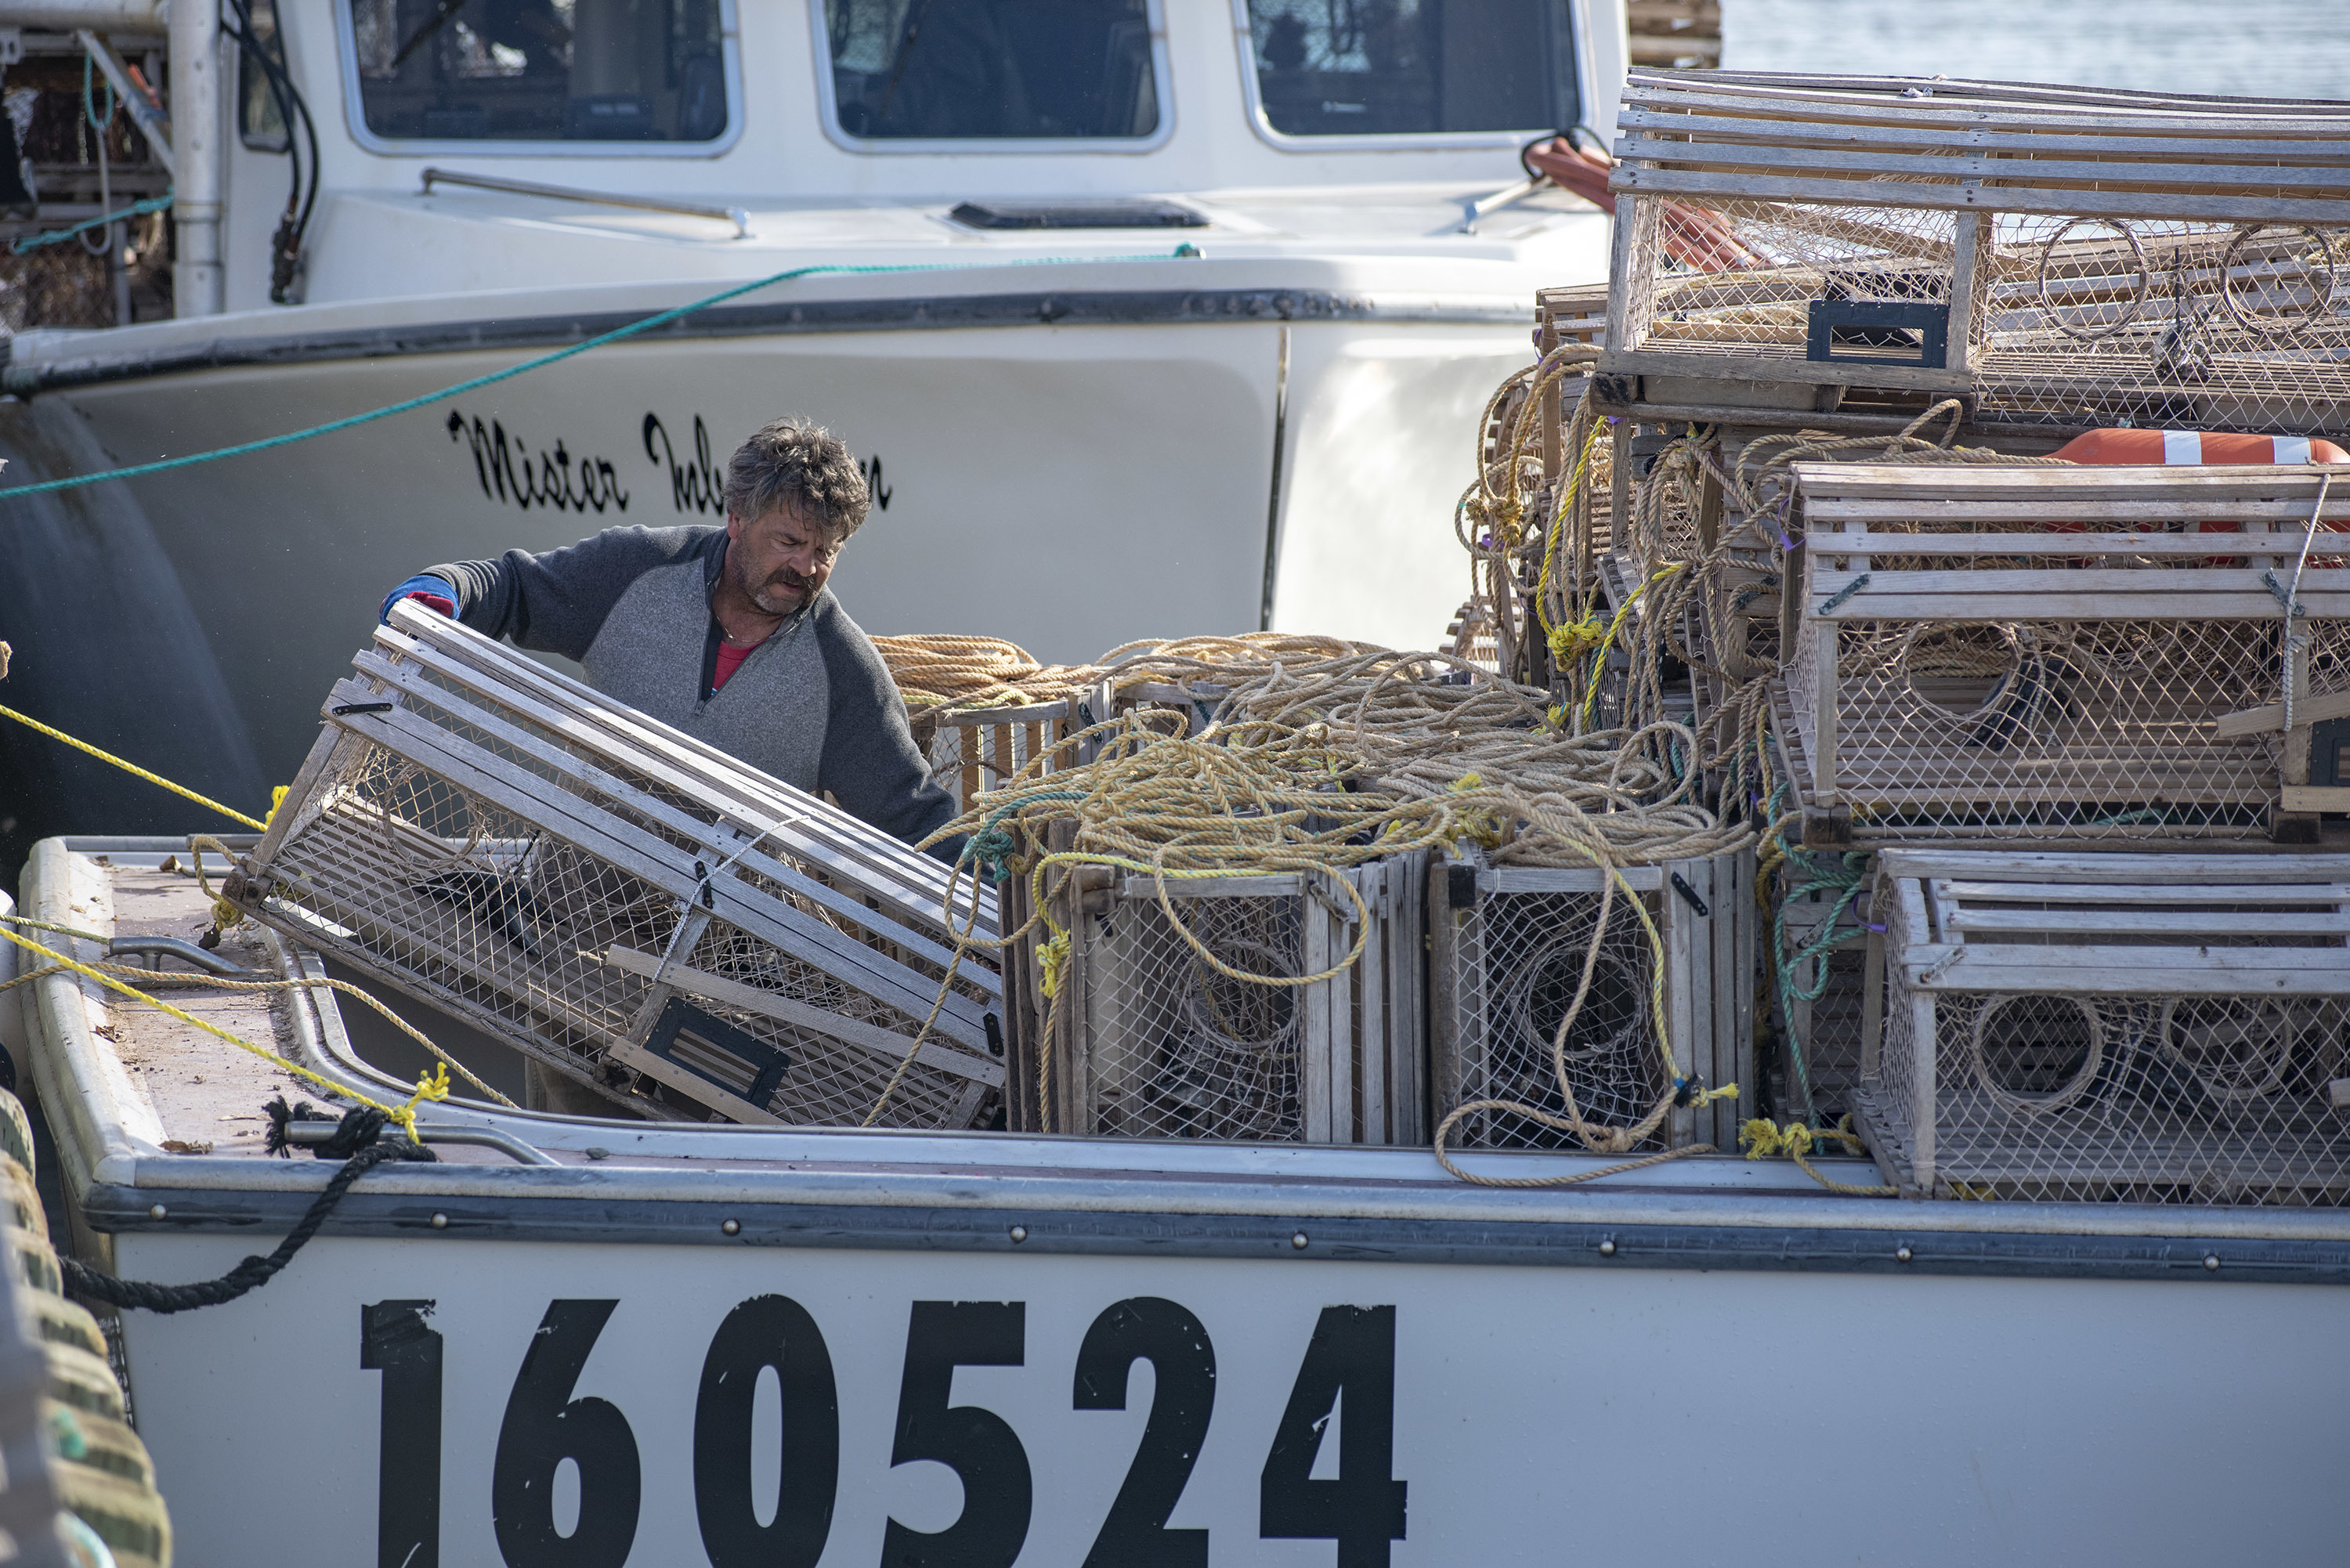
[[723, 417, 872, 541]]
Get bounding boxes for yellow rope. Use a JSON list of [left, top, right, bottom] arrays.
[[0, 703, 269, 831], [1739, 1116, 1898, 1197], [1538, 417, 1607, 659], [0, 925, 449, 1136]]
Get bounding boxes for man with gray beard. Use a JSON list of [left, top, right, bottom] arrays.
[[380, 414, 953, 853]]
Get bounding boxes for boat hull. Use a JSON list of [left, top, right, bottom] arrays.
[[22, 840, 2350, 1568], [37, 305, 1530, 786], [99, 1210, 2350, 1568]]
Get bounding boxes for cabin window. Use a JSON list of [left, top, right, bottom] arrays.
[[1243, 0, 1578, 139], [820, 0, 1162, 141], [345, 0, 729, 143]]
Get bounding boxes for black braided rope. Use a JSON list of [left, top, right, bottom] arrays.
[[63, 1104, 436, 1315]]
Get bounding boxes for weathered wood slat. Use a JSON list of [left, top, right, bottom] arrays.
[[1796, 463, 2345, 499], [1613, 166, 2350, 224], [1937, 880, 2350, 903], [1615, 135, 2350, 193], [1881, 849, 2349, 880], [1806, 526, 2350, 547], [1944, 907, 2350, 934], [603, 945, 1002, 1087], [1615, 107, 2350, 164]]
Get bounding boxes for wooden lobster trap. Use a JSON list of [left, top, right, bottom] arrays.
[[1429, 847, 1755, 1154], [1600, 70, 2350, 437], [1856, 849, 2350, 1205], [1777, 462, 2350, 845], [229, 601, 1004, 1129], [926, 690, 1098, 814], [1018, 858, 1426, 1145]]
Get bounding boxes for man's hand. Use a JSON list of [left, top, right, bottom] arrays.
[[379, 574, 457, 623]]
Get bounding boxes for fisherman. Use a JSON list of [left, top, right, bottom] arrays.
[[380, 414, 954, 857]]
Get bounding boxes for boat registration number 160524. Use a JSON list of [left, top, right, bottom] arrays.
[[359, 1292, 1406, 1568]]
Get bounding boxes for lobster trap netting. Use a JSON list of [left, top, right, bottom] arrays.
[[1434, 883, 1672, 1151], [1054, 860, 1423, 1146], [1976, 218, 2350, 435], [242, 608, 1001, 1129], [1622, 196, 1964, 371], [1784, 616, 2350, 838], [1868, 988, 2350, 1205], [1065, 889, 1311, 1143]]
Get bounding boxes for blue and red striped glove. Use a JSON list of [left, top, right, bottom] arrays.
[[379, 574, 457, 623]]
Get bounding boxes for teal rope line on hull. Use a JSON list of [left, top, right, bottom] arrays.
[[0, 246, 1200, 503]]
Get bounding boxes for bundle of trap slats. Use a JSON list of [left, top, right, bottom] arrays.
[[230, 601, 1003, 1129]]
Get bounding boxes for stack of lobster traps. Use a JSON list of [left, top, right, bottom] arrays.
[[1466, 68, 2350, 1199], [225, 601, 1007, 1131], [1756, 398, 2350, 1203], [1596, 70, 2350, 442]]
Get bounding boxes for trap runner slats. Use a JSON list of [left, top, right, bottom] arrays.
[[234, 602, 1002, 1130]]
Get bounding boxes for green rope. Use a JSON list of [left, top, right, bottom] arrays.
[[0, 247, 1201, 502], [83, 50, 114, 133], [1766, 782, 1871, 1125], [13, 192, 174, 255], [961, 791, 1086, 884]]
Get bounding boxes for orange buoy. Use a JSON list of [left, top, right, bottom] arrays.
[[2048, 428, 2348, 550], [2051, 428, 2350, 465]]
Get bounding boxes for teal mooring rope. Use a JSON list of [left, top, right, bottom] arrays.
[[0, 246, 1200, 503], [13, 193, 175, 256]]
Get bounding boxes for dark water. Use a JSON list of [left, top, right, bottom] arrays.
[[1725, 0, 2350, 99]]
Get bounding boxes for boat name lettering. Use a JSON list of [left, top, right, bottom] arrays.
[[359, 1292, 1404, 1563], [642, 411, 725, 515], [446, 410, 631, 514], [645, 411, 892, 516]]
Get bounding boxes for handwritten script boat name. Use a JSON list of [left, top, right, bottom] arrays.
[[446, 410, 630, 513]]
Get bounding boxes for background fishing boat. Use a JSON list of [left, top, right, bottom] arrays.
[[0, 0, 1633, 867]]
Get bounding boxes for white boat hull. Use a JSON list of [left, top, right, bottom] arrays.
[[20, 840, 2350, 1568], [27, 284, 1536, 783], [108, 1226, 2350, 1568]]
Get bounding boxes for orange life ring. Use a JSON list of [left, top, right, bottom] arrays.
[[2048, 428, 2348, 548], [2050, 428, 2350, 466]]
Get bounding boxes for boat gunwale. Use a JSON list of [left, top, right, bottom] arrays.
[[24, 840, 2350, 1286], [0, 286, 1535, 396]]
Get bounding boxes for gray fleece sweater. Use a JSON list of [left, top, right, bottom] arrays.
[[422, 526, 958, 858]]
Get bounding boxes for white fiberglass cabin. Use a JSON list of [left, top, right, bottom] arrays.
[[0, 0, 1626, 802]]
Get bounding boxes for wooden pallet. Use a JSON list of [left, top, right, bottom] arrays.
[[233, 602, 1002, 1129], [1856, 847, 2350, 1201], [1430, 848, 1754, 1154]]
